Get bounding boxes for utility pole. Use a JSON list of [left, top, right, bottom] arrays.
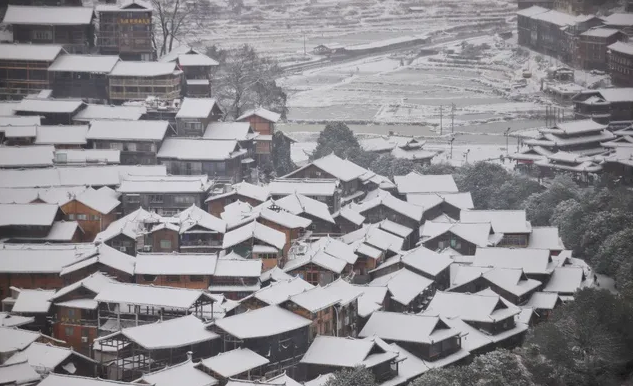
[[449, 137, 455, 159], [505, 127, 511, 155], [450, 103, 455, 134], [439, 105, 443, 135]]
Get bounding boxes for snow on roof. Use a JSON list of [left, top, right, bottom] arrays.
[[110, 61, 178, 77], [253, 277, 314, 305], [580, 28, 621, 38], [95, 282, 215, 309], [158, 138, 245, 161], [73, 105, 146, 121], [272, 193, 334, 223], [61, 244, 135, 276], [199, 348, 269, 378], [269, 178, 338, 197], [48, 55, 119, 73], [543, 267, 585, 294], [0, 203, 57, 227], [516, 5, 551, 17], [203, 122, 257, 141], [34, 125, 88, 145], [350, 189, 423, 222], [481, 268, 542, 297], [0, 102, 17, 117], [358, 311, 459, 344], [528, 226, 566, 250], [51, 272, 114, 301], [37, 373, 139, 386], [3, 5, 94, 25], [353, 285, 388, 318], [310, 154, 368, 182], [391, 146, 438, 161], [176, 204, 226, 234], [0, 244, 91, 274], [135, 253, 217, 275], [423, 221, 494, 248], [602, 12, 633, 26], [524, 292, 559, 309], [608, 41, 633, 56], [236, 107, 281, 123], [341, 223, 404, 253], [473, 247, 553, 275], [543, 119, 607, 135], [56, 299, 98, 309], [118, 175, 211, 194], [139, 359, 218, 386], [301, 336, 397, 368], [595, 88, 633, 103], [94, 207, 163, 244], [177, 53, 219, 67], [400, 246, 452, 277], [15, 98, 84, 114], [382, 344, 429, 386], [359, 137, 396, 152], [426, 291, 520, 323], [394, 172, 458, 194], [287, 285, 341, 313], [5, 341, 93, 371], [71, 187, 120, 214], [214, 305, 311, 339], [0, 327, 41, 353], [176, 98, 218, 119], [440, 317, 492, 353], [321, 278, 363, 306], [260, 266, 293, 283], [213, 258, 262, 278], [407, 192, 474, 210], [207, 182, 270, 203], [259, 207, 312, 229], [532, 9, 579, 26], [284, 249, 348, 274], [0, 124, 36, 138], [460, 210, 531, 234], [0, 44, 64, 61], [87, 120, 168, 142], [11, 289, 55, 314], [334, 207, 365, 226], [304, 374, 335, 386], [0, 360, 41, 385], [310, 237, 358, 265], [0, 313, 34, 328], [0, 116, 41, 127], [101, 315, 218, 350], [0, 145, 54, 167], [369, 268, 433, 306], [222, 221, 285, 250]]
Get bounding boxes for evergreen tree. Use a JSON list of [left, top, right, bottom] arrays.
[[324, 366, 378, 386]]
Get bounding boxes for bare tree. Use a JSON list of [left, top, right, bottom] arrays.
[[151, 0, 204, 56]]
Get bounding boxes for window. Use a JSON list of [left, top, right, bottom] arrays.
[[166, 275, 180, 282], [190, 275, 204, 282], [160, 239, 172, 249], [149, 195, 163, 203], [81, 328, 90, 338], [64, 326, 74, 337], [110, 143, 123, 150], [124, 143, 137, 152], [67, 309, 76, 319], [306, 271, 319, 285], [143, 274, 157, 282], [76, 214, 88, 220], [127, 195, 140, 203], [33, 30, 53, 40], [68, 214, 76, 220], [55, 153, 67, 163], [174, 196, 195, 205], [92, 215, 100, 221]]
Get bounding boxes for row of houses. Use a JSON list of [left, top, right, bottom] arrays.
[[517, 8, 633, 86]]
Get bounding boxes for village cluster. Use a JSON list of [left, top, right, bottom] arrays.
[[0, 0, 631, 385]]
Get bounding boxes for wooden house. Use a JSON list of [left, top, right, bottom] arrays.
[[94, 207, 165, 256], [269, 178, 341, 213], [572, 88, 633, 122], [602, 13, 633, 36], [59, 244, 135, 285], [257, 206, 312, 264], [222, 221, 285, 268], [608, 42, 633, 87], [174, 98, 223, 137], [0, 44, 64, 99], [3, 287, 55, 334], [371, 246, 452, 290], [3, 5, 95, 54], [203, 122, 259, 164], [33, 125, 88, 149], [72, 104, 146, 124], [48, 54, 120, 101], [577, 28, 625, 70], [210, 305, 312, 379], [0, 203, 63, 240], [176, 204, 226, 253], [108, 61, 182, 103], [3, 341, 96, 377], [60, 187, 120, 241], [208, 257, 262, 300], [460, 210, 534, 248], [280, 286, 340, 341], [523, 292, 561, 323], [334, 208, 365, 235], [117, 175, 212, 216], [320, 279, 362, 337], [406, 192, 474, 221], [161, 49, 218, 97], [96, 0, 154, 61], [237, 107, 281, 163], [420, 221, 495, 255], [14, 98, 85, 125], [273, 193, 336, 234], [87, 120, 168, 165], [472, 247, 555, 284], [135, 253, 217, 290], [239, 277, 315, 313], [206, 181, 270, 217], [368, 268, 434, 313], [283, 239, 355, 286], [448, 266, 542, 305], [196, 347, 269, 384], [134, 358, 219, 386]]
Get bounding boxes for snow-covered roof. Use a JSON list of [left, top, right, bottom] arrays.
[[176, 98, 218, 119], [358, 311, 459, 344], [310, 237, 358, 265], [199, 348, 269, 378], [51, 272, 114, 301], [55, 148, 121, 165], [473, 247, 553, 275], [138, 359, 218, 386], [0, 203, 58, 227], [334, 207, 365, 226], [0, 327, 42, 354], [158, 138, 245, 161], [359, 137, 396, 152], [214, 305, 311, 339], [0, 313, 34, 328], [87, 120, 168, 142], [11, 289, 55, 314], [110, 61, 178, 77], [271, 193, 335, 223], [440, 317, 493, 353], [310, 154, 368, 182], [594, 88, 633, 103], [301, 336, 397, 368], [391, 146, 438, 161], [16, 98, 84, 114], [135, 253, 217, 275], [48, 55, 119, 73], [369, 268, 433, 306], [203, 122, 257, 141], [516, 5, 551, 17], [213, 258, 262, 278], [283, 250, 348, 274], [222, 221, 286, 250], [350, 189, 423, 222], [253, 277, 314, 305], [0, 244, 91, 274], [34, 125, 88, 145], [118, 175, 211, 194], [177, 53, 219, 67], [541, 119, 607, 135], [287, 285, 341, 313], [269, 179, 338, 198], [99, 315, 218, 350], [0, 360, 41, 385], [480, 267, 542, 297], [320, 278, 363, 307], [94, 207, 164, 243], [5, 341, 94, 372], [602, 12, 633, 26], [95, 282, 215, 309], [460, 210, 531, 234], [38, 373, 140, 386], [399, 246, 452, 277], [236, 107, 281, 123], [532, 9, 579, 26], [608, 41, 633, 56], [528, 226, 566, 250], [207, 182, 270, 203], [72, 105, 146, 122], [341, 223, 405, 253], [60, 244, 135, 276], [353, 285, 388, 318], [407, 192, 474, 210], [394, 172, 458, 194], [0, 145, 54, 167], [421, 221, 494, 248], [259, 207, 312, 229], [426, 291, 521, 323], [542, 267, 585, 294], [260, 266, 293, 283], [0, 44, 64, 61], [580, 28, 621, 38], [304, 374, 335, 386], [3, 5, 94, 25], [382, 344, 429, 386], [524, 292, 559, 309]]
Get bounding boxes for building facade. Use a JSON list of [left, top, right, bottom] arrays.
[[96, 1, 154, 61]]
